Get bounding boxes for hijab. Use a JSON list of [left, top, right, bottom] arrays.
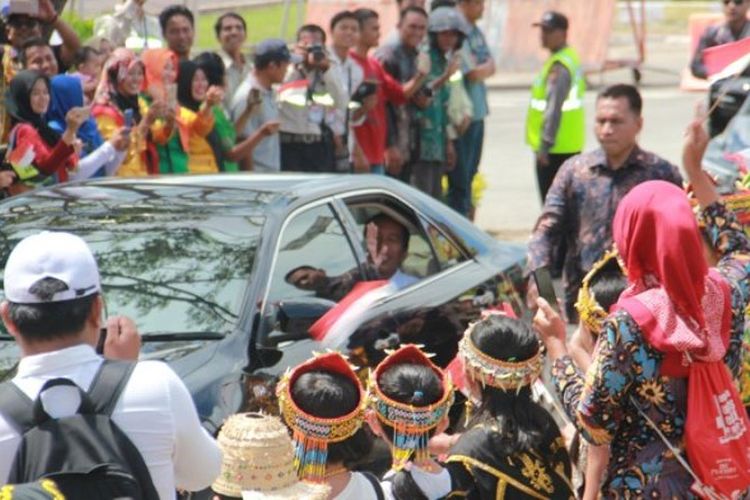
[[194, 52, 225, 88], [179, 58, 226, 169], [6, 70, 60, 146], [48, 75, 104, 155], [613, 181, 732, 375], [142, 48, 178, 103], [94, 48, 143, 123], [177, 60, 201, 112]]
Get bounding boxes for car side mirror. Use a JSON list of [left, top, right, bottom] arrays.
[[265, 297, 336, 345]]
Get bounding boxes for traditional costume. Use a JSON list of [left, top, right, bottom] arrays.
[[445, 328, 575, 499], [369, 344, 455, 471]]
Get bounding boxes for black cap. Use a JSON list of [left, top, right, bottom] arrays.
[[253, 38, 303, 67], [532, 11, 568, 31]]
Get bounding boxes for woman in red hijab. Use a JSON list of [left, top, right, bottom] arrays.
[[535, 121, 750, 497]]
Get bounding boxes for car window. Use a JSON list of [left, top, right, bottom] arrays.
[[0, 214, 263, 337], [341, 200, 465, 283], [262, 203, 360, 342], [421, 217, 467, 271]]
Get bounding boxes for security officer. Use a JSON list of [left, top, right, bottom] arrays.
[[525, 11, 585, 203]]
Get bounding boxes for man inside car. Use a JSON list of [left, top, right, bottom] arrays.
[[286, 213, 419, 300]]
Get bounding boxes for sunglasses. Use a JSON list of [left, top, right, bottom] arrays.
[[723, 0, 746, 6]]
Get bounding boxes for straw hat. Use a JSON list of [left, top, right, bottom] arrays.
[[212, 413, 330, 500]]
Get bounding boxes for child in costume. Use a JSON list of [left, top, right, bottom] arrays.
[[277, 351, 452, 499], [367, 344, 454, 499], [445, 314, 575, 498]]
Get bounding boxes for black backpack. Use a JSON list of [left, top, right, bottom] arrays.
[[0, 360, 160, 500]]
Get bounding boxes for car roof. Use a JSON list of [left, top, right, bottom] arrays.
[[0, 174, 404, 215], [0, 173, 414, 218]]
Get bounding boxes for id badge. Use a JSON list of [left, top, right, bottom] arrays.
[[308, 104, 324, 124]]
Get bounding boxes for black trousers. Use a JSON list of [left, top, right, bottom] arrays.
[[280, 135, 336, 173], [535, 152, 578, 203], [536, 152, 578, 278]]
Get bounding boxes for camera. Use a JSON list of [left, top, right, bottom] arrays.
[[307, 44, 325, 63], [417, 86, 433, 98]]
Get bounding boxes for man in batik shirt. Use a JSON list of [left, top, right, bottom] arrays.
[[527, 84, 682, 322]]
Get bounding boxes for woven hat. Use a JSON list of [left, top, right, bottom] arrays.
[[212, 413, 330, 500]]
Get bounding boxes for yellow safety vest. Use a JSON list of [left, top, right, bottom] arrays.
[[525, 46, 585, 154]]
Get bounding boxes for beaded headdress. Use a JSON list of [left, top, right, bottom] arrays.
[[276, 352, 366, 483], [574, 249, 625, 336], [369, 345, 455, 471], [459, 326, 544, 391]]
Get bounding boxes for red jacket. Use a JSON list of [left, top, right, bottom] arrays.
[[13, 124, 76, 182], [349, 51, 406, 165]]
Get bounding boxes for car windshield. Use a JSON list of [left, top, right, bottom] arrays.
[[0, 184, 265, 339]]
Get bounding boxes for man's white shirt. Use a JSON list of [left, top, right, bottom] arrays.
[[0, 345, 222, 499]]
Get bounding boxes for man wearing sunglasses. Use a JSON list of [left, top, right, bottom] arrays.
[[0, 0, 81, 142], [690, 0, 750, 79]]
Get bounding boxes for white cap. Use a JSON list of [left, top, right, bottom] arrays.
[[4, 232, 101, 304]]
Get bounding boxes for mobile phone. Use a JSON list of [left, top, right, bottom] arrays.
[[96, 327, 108, 355], [532, 266, 559, 312], [123, 109, 134, 130]]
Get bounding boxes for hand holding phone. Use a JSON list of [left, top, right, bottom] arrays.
[[532, 266, 559, 313], [123, 108, 134, 130]]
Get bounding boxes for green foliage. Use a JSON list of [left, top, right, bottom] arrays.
[[61, 10, 93, 42], [195, 3, 307, 51]]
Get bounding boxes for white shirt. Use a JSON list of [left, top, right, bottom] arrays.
[[230, 73, 280, 172], [333, 468, 451, 499], [390, 269, 420, 290], [0, 345, 222, 499], [219, 49, 251, 111]]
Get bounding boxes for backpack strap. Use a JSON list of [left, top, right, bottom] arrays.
[[87, 360, 137, 416], [360, 471, 385, 500], [0, 381, 35, 434]]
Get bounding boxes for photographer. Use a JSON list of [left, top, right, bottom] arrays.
[[278, 24, 347, 172]]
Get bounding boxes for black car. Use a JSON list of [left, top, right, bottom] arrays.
[[0, 174, 526, 433]]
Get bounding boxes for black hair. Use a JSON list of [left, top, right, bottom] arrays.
[[330, 10, 359, 32], [194, 51, 226, 87], [7, 277, 98, 343], [353, 8, 379, 28], [74, 46, 100, 67], [19, 37, 49, 67], [214, 12, 246, 38], [587, 258, 627, 313], [363, 213, 410, 251], [378, 363, 443, 500], [296, 24, 326, 44], [159, 5, 195, 35], [597, 83, 643, 116], [399, 6, 429, 23], [430, 0, 457, 9], [291, 370, 373, 468], [467, 315, 552, 455], [377, 362, 443, 439]]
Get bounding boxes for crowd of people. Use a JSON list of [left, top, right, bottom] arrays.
[[0, 0, 495, 218], [2, 0, 750, 499]]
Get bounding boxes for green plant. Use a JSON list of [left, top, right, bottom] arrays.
[[61, 10, 93, 42]]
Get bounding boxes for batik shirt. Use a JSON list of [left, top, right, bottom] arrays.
[[527, 147, 682, 317], [552, 202, 750, 497]]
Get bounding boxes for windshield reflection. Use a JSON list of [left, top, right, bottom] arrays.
[[0, 184, 266, 339]]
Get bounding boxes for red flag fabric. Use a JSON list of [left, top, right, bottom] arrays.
[[703, 37, 750, 77]]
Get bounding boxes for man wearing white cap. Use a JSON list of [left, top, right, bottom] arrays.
[[0, 231, 222, 499]]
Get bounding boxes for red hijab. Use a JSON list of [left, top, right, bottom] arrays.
[[613, 181, 731, 375]]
